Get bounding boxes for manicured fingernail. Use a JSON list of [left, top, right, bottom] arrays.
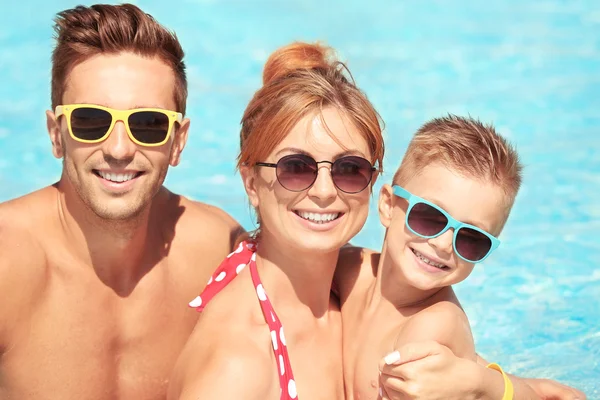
[[384, 351, 400, 365], [379, 387, 383, 397]]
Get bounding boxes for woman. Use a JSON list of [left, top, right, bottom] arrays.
[[168, 41, 384, 399]]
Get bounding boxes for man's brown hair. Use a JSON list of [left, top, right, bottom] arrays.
[[51, 3, 187, 113]]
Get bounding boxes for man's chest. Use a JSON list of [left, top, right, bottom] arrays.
[[1, 265, 200, 400]]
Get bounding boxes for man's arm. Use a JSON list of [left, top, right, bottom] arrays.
[[0, 208, 46, 353], [477, 354, 586, 400]]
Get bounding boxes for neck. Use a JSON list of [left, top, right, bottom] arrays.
[[56, 177, 170, 296], [255, 231, 339, 319], [372, 241, 443, 310]]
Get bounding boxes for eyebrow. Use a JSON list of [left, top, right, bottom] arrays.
[[75, 101, 166, 110], [133, 104, 168, 110], [274, 147, 369, 160]]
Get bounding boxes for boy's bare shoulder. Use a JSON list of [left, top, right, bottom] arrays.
[[398, 289, 475, 360], [335, 245, 380, 303], [410, 297, 469, 330]]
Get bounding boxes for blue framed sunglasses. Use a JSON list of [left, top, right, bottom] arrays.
[[393, 185, 500, 263]]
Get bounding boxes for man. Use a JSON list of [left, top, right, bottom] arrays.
[[0, 4, 242, 399]]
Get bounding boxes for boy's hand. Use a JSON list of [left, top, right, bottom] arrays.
[[523, 378, 586, 400], [377, 340, 481, 400]]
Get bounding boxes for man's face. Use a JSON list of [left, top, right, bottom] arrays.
[[47, 52, 189, 221]]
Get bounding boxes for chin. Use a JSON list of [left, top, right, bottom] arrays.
[[289, 234, 345, 255], [406, 274, 444, 291], [87, 197, 147, 221]]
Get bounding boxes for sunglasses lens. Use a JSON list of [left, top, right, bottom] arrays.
[[407, 202, 448, 236], [455, 227, 492, 262], [70, 107, 112, 141], [128, 111, 170, 144], [276, 155, 317, 191], [331, 156, 374, 193]]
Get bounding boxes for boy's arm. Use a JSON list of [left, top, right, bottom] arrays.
[[379, 341, 544, 400], [378, 304, 543, 400]]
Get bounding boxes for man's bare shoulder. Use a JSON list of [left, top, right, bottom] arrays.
[[0, 190, 53, 340], [0, 187, 56, 260], [334, 245, 380, 304], [172, 194, 245, 250], [0, 186, 58, 228]]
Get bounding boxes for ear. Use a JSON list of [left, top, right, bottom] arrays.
[[46, 110, 64, 159], [378, 184, 394, 228], [240, 164, 259, 208], [169, 117, 190, 167]]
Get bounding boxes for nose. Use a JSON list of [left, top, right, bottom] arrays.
[[101, 120, 137, 161], [427, 228, 454, 256], [307, 164, 337, 203]]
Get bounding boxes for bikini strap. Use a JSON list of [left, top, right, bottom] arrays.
[[248, 255, 298, 399], [188, 241, 255, 311]]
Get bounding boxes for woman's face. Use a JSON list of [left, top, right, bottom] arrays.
[[242, 107, 375, 255]]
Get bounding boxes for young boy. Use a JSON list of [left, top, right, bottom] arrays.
[[336, 115, 585, 400]]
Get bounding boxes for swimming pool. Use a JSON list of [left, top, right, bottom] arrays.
[[1, 0, 598, 396]]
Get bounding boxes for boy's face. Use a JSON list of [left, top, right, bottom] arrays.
[[379, 162, 509, 291]]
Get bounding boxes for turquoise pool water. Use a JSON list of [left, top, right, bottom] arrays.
[[1, 0, 598, 396]]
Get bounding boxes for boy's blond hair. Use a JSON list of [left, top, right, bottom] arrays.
[[393, 115, 522, 212]]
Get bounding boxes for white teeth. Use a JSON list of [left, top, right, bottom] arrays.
[[98, 171, 137, 183], [414, 250, 447, 269], [297, 211, 340, 223]]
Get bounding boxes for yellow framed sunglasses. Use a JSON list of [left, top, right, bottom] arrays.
[[55, 104, 183, 147]]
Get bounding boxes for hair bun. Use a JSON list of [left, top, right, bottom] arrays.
[[262, 42, 333, 85]]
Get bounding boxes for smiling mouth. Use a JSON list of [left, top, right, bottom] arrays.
[[411, 248, 450, 271], [93, 170, 143, 183], [293, 210, 343, 224]]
